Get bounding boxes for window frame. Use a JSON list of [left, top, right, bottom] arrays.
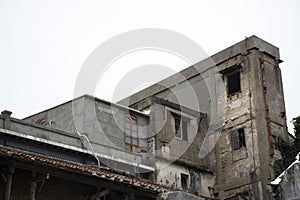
[[227, 70, 241, 96], [173, 114, 189, 141], [180, 173, 189, 190], [272, 134, 278, 150], [124, 113, 139, 147], [231, 128, 246, 150], [220, 65, 242, 98]]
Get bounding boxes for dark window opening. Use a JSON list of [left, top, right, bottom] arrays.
[[175, 117, 181, 138], [174, 115, 189, 141], [272, 135, 278, 150], [182, 119, 188, 141], [139, 172, 151, 180], [231, 128, 246, 150], [124, 114, 138, 146], [181, 173, 189, 190], [227, 71, 241, 96]]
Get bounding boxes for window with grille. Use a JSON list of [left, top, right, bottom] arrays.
[[124, 114, 138, 146], [231, 128, 246, 150]]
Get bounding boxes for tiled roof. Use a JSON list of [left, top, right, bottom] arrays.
[[0, 145, 164, 193]]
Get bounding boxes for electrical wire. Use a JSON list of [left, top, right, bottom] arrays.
[[75, 129, 100, 167]]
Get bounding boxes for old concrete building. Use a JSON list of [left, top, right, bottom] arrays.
[[0, 110, 164, 200], [119, 35, 289, 199], [24, 95, 154, 175], [0, 36, 289, 199]]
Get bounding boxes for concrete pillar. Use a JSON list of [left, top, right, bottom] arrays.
[[4, 164, 14, 200], [1, 110, 12, 129]]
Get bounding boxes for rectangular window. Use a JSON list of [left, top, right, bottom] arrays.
[[139, 172, 151, 180], [181, 173, 189, 190], [231, 128, 246, 150], [182, 119, 188, 141], [124, 114, 138, 146], [227, 71, 241, 96], [272, 135, 278, 150], [174, 115, 189, 141], [175, 117, 181, 138]]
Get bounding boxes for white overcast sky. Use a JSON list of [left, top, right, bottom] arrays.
[[0, 0, 299, 132]]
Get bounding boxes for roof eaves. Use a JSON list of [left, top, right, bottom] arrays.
[[0, 145, 165, 193]]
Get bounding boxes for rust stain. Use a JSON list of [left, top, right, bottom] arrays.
[[261, 61, 275, 155]]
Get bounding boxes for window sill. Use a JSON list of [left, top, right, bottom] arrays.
[[227, 91, 242, 101], [175, 136, 188, 142], [232, 146, 247, 162]]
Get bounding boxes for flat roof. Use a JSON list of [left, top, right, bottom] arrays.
[[24, 94, 149, 120]]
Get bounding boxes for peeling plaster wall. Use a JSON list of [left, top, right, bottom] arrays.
[[214, 50, 288, 199], [149, 102, 215, 170], [279, 163, 300, 199], [128, 49, 288, 199], [125, 52, 269, 199], [156, 160, 215, 198], [214, 52, 267, 199]]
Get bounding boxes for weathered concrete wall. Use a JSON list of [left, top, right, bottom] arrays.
[[24, 97, 83, 134], [214, 52, 260, 199], [214, 49, 288, 199], [133, 53, 261, 199], [156, 160, 215, 198], [156, 160, 190, 190], [23, 96, 152, 171], [87, 97, 149, 154], [279, 163, 300, 200], [1, 117, 82, 149], [119, 36, 288, 199], [150, 103, 214, 170]]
